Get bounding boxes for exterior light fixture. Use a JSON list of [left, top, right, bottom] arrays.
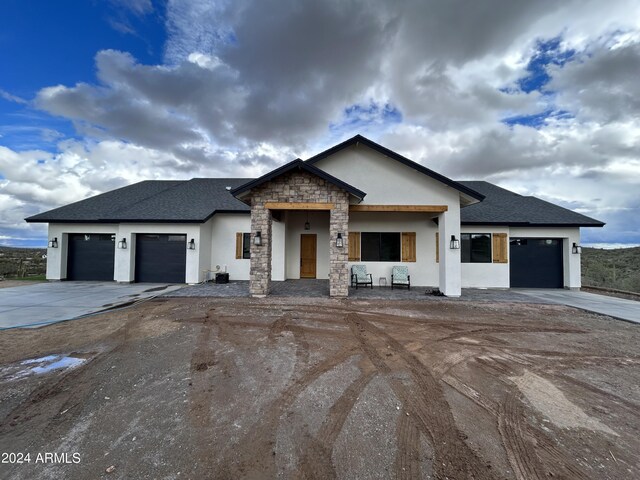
[[188, 238, 196, 250], [450, 235, 460, 249], [48, 237, 58, 248], [336, 233, 344, 248], [254, 231, 262, 246], [304, 211, 310, 230], [572, 242, 582, 254], [117, 238, 127, 249]]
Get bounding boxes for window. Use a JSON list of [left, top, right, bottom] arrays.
[[461, 233, 491, 263], [242, 233, 251, 259], [235, 232, 251, 259], [361, 232, 401, 262]]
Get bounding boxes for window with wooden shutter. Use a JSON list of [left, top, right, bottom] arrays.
[[492, 233, 508, 263], [401, 232, 416, 262], [435, 232, 439, 263], [348, 232, 361, 261], [235, 232, 243, 259]]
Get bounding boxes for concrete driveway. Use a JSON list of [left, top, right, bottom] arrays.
[[0, 282, 184, 329], [515, 289, 640, 324]]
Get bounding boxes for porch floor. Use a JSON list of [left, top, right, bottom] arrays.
[[163, 280, 537, 303]]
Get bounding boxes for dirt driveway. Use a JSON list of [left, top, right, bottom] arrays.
[[0, 297, 638, 479]]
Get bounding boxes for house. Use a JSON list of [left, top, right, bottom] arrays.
[[26, 135, 604, 297]]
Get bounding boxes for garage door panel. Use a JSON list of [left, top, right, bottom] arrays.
[[510, 238, 563, 288], [67, 234, 115, 281], [135, 234, 186, 283]]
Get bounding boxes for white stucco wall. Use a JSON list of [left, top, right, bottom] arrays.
[[509, 226, 581, 288], [347, 212, 440, 287], [209, 214, 251, 281], [199, 218, 213, 281], [272, 218, 286, 281], [311, 144, 464, 206], [460, 226, 510, 288]]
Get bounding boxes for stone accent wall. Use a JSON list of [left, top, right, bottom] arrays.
[[329, 204, 349, 296], [249, 206, 272, 296], [247, 170, 350, 297]]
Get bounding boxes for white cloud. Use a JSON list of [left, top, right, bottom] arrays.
[[1, 0, 640, 246]]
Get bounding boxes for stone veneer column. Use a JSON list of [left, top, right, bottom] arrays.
[[249, 203, 272, 297], [329, 197, 349, 297]]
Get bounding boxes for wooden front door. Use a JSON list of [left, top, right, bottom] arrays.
[[300, 234, 317, 279]]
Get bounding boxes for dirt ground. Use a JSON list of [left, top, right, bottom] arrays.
[[0, 297, 638, 479], [0, 280, 45, 289]]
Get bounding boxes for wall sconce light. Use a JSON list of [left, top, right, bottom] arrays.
[[450, 235, 460, 249], [254, 231, 262, 246], [117, 238, 127, 249], [336, 233, 344, 248], [48, 237, 58, 248], [188, 238, 196, 250], [304, 211, 310, 230], [572, 242, 582, 254]]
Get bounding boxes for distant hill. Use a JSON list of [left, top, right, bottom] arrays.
[[582, 246, 640, 293], [0, 246, 47, 279]]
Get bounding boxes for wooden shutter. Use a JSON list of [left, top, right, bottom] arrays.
[[401, 232, 416, 262], [435, 232, 439, 263], [348, 232, 361, 261], [235, 233, 243, 259], [492, 233, 508, 263]]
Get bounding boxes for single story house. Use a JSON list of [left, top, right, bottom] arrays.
[[26, 135, 604, 297]]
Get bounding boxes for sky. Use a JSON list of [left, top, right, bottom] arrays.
[[1, 0, 639, 248]]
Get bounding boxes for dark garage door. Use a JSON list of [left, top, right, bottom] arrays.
[[135, 234, 186, 283], [67, 233, 115, 281], [510, 238, 563, 288]]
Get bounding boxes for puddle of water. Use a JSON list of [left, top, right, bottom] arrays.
[[30, 356, 85, 374], [1, 354, 88, 381]]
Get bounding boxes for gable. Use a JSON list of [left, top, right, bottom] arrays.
[[308, 143, 465, 206]]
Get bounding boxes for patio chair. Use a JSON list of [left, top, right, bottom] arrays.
[[391, 266, 410, 290], [351, 265, 373, 289]]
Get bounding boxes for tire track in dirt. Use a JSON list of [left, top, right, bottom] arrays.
[[498, 390, 547, 480], [214, 346, 360, 478], [189, 308, 217, 428], [395, 408, 421, 480], [435, 326, 586, 344], [296, 365, 377, 479], [552, 372, 640, 415], [345, 313, 496, 480], [442, 374, 499, 416]]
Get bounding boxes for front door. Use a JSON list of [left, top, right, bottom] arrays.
[[300, 234, 317, 279]]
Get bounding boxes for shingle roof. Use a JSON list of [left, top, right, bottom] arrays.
[[25, 178, 604, 228], [25, 178, 251, 223], [458, 181, 605, 227], [231, 158, 367, 200]]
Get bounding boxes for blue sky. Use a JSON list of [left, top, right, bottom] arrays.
[[1, 0, 639, 248]]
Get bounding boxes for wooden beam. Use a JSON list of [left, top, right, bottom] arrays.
[[264, 202, 334, 210], [349, 204, 448, 213]]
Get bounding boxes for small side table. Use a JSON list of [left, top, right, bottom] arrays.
[[378, 276, 388, 287]]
